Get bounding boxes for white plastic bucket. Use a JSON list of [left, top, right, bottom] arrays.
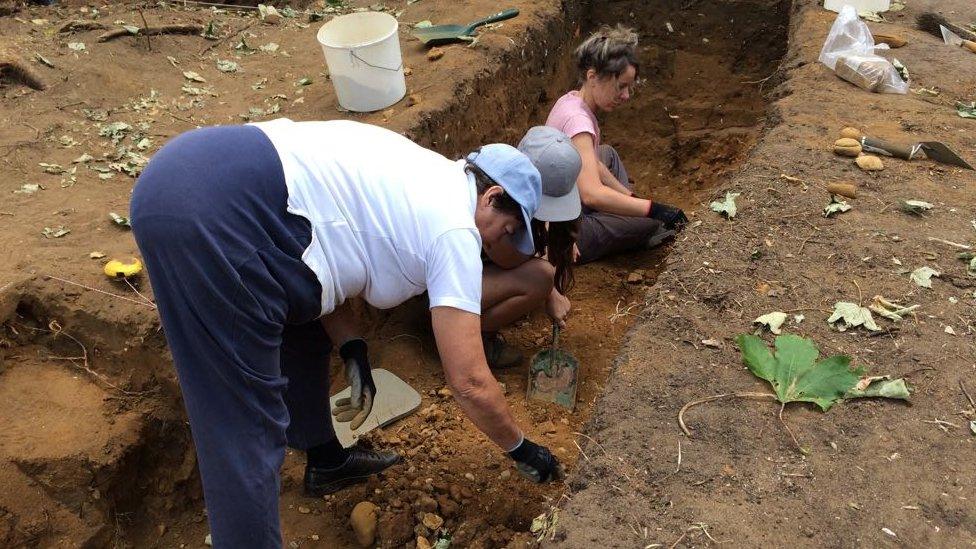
[[317, 12, 406, 112]]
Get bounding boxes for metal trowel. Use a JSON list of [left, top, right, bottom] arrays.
[[526, 324, 579, 410], [412, 8, 519, 46], [860, 136, 974, 170]]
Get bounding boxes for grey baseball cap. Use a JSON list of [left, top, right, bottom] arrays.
[[517, 126, 582, 222]]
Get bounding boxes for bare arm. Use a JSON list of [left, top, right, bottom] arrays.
[[597, 160, 633, 196], [573, 133, 651, 217], [431, 306, 521, 449]]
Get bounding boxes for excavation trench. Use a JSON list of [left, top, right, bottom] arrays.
[[0, 0, 788, 546]]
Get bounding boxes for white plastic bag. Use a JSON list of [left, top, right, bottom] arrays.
[[818, 6, 908, 94]]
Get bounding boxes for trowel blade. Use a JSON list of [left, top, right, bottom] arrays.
[[941, 24, 964, 46], [920, 142, 974, 170]]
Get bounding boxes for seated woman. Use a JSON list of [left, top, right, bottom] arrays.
[[546, 24, 687, 264], [480, 126, 582, 368]]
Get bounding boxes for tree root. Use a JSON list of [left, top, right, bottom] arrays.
[[678, 392, 809, 454], [58, 20, 109, 33], [97, 24, 204, 42], [0, 56, 46, 90]]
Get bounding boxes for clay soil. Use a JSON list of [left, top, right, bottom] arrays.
[[1, 0, 974, 547]]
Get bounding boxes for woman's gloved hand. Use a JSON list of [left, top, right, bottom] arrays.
[[508, 437, 565, 483], [332, 339, 376, 430], [648, 202, 688, 230]]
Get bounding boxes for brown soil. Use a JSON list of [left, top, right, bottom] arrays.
[[554, 0, 976, 547], [3, 0, 972, 547]]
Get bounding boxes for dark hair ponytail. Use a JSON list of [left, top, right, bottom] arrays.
[[533, 218, 580, 295]]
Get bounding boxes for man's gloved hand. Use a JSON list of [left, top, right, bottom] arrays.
[[648, 202, 688, 230], [507, 437, 565, 483], [332, 339, 376, 430]]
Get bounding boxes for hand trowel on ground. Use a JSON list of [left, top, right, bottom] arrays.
[[860, 136, 974, 170], [412, 8, 520, 46], [940, 25, 976, 54], [526, 324, 579, 410]]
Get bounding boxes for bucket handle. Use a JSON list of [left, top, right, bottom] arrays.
[[349, 49, 403, 72]]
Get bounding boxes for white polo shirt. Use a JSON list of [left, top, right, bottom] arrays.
[[252, 118, 483, 316]]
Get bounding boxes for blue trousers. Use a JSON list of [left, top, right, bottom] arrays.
[[131, 125, 335, 548]]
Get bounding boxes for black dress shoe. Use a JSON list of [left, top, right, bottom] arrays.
[[304, 447, 401, 497]]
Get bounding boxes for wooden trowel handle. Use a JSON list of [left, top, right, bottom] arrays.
[[962, 40, 976, 54], [860, 137, 916, 160]]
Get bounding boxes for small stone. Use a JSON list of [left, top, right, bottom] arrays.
[[626, 271, 644, 284], [538, 420, 557, 435], [464, 472, 475, 481], [839, 127, 862, 140], [289, 542, 299, 549], [298, 505, 311, 514], [421, 513, 444, 530], [204, 533, 212, 546], [855, 154, 884, 171], [417, 535, 433, 549], [416, 495, 438, 512], [437, 386, 452, 398], [833, 138, 862, 157], [427, 48, 444, 61], [404, 67, 413, 76], [405, 94, 421, 107], [499, 470, 512, 481], [350, 501, 379, 547], [311, 534, 320, 541], [701, 338, 722, 348]]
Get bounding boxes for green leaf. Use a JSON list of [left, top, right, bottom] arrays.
[[710, 191, 739, 218], [957, 102, 976, 120], [736, 334, 776, 383], [900, 200, 932, 215], [109, 212, 131, 227], [737, 333, 860, 411], [823, 197, 852, 218], [216, 59, 239, 73]]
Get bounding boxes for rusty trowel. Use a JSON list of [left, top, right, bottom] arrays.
[[860, 136, 974, 170], [526, 324, 579, 410]]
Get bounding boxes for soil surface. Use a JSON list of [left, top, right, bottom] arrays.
[[554, 0, 976, 548], [2, 0, 974, 547]]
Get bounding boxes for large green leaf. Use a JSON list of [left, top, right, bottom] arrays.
[[736, 334, 862, 411]]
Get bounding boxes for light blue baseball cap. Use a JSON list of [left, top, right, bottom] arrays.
[[466, 144, 542, 255]]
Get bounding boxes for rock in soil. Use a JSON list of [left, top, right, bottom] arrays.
[[833, 138, 862, 157], [839, 126, 862, 140], [426, 48, 445, 61], [350, 501, 379, 547], [417, 536, 433, 549], [855, 154, 884, 171], [422, 512, 444, 530], [378, 510, 414, 547]]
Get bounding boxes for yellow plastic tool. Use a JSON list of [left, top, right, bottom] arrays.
[[104, 258, 143, 279]]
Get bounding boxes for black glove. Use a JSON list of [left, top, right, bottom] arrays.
[[332, 339, 377, 430], [507, 437, 564, 483], [649, 202, 688, 230]]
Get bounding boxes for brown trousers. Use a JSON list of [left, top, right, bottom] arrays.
[[576, 145, 667, 264]]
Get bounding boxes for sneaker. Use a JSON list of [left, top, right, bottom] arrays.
[[483, 332, 523, 369], [304, 446, 400, 497]]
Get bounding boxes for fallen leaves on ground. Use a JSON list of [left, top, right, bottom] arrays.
[[710, 191, 740, 219], [910, 266, 940, 288], [827, 301, 880, 332], [754, 311, 787, 334]]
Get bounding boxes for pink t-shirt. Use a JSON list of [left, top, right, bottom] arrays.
[[545, 91, 600, 151]]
